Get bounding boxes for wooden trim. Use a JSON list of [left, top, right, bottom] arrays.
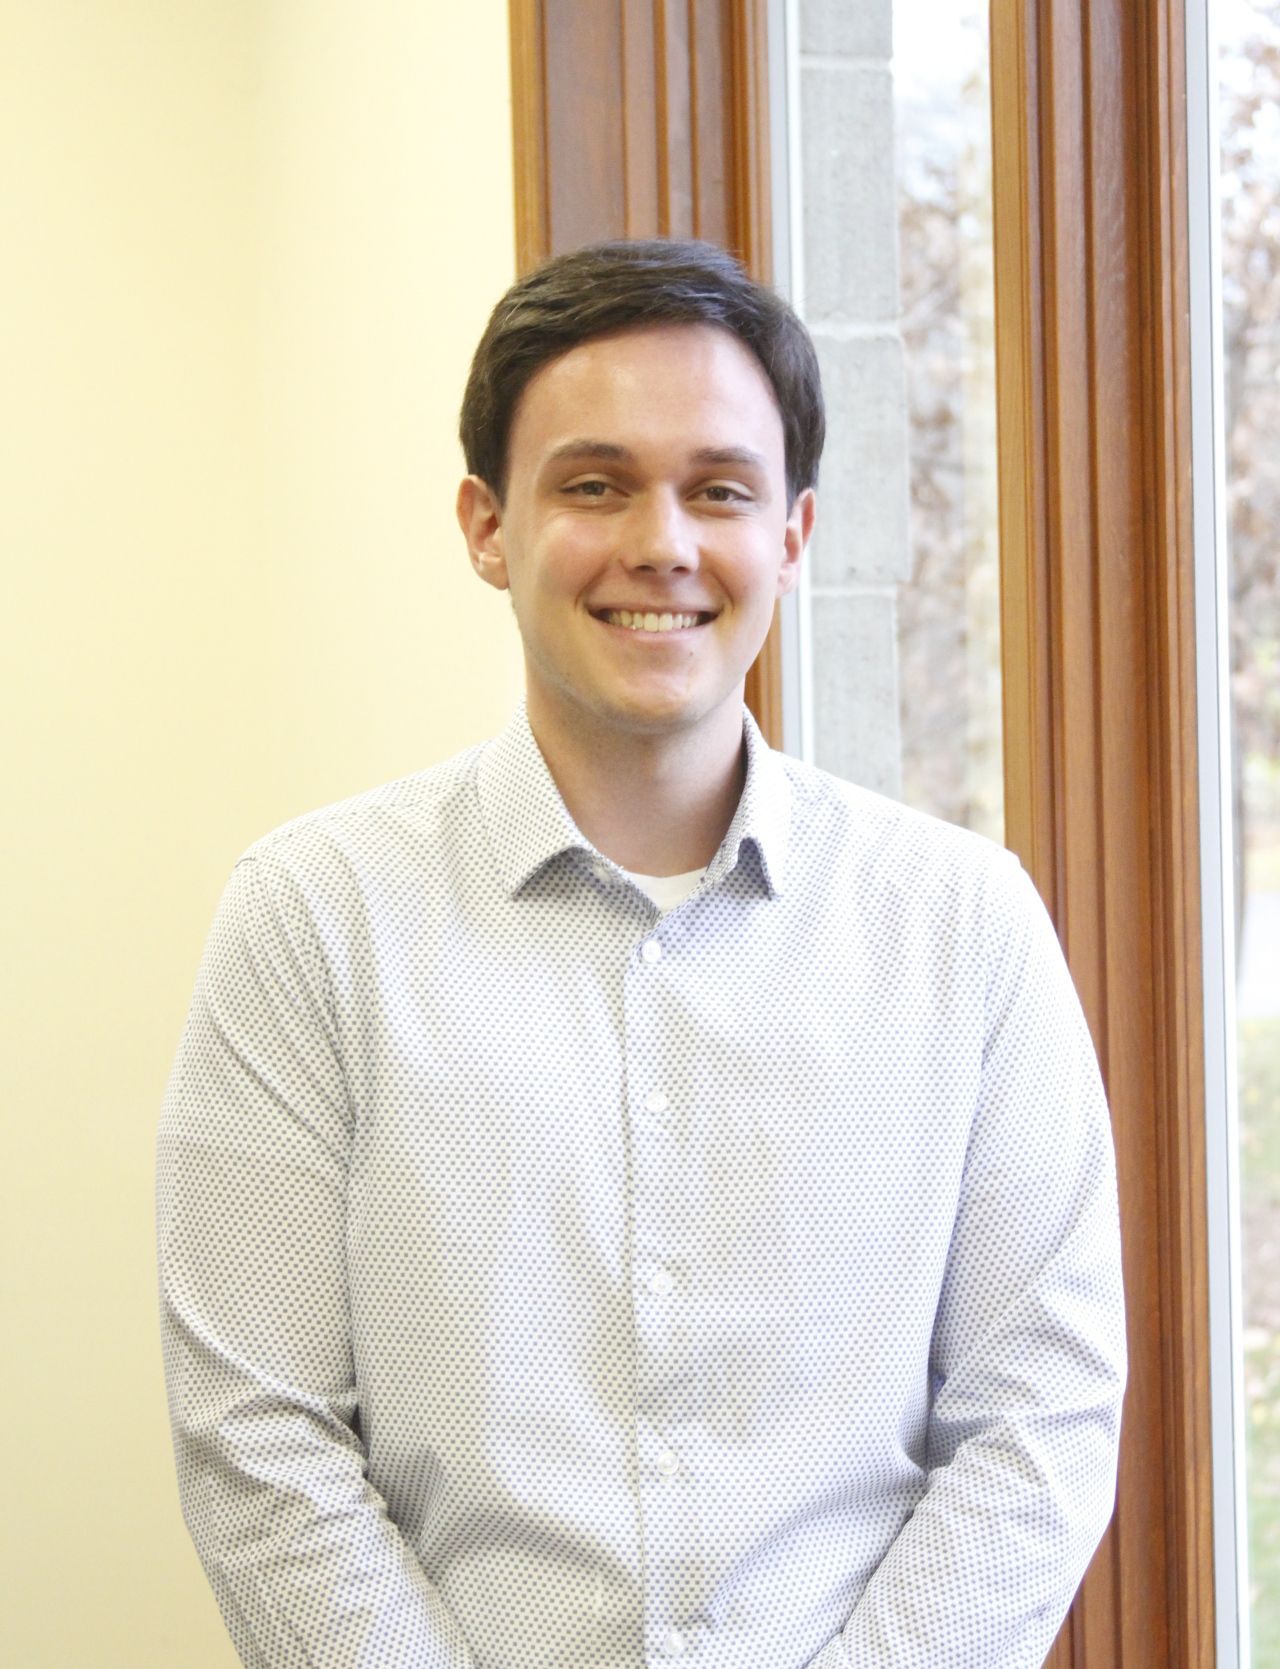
[[1139, 0, 1216, 1651], [990, 0, 1213, 1662], [507, 0, 784, 743], [731, 0, 783, 743], [743, 605, 784, 753], [989, 0, 1056, 899], [621, 0, 660, 237], [657, 1, 692, 236], [728, 0, 771, 281], [509, 0, 549, 275]]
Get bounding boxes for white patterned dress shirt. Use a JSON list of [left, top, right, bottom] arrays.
[[156, 699, 1126, 1669]]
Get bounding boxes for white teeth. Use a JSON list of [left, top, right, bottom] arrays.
[[602, 610, 703, 633]]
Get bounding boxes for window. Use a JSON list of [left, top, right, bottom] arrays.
[[778, 0, 1002, 838]]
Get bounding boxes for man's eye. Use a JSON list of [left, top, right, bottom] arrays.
[[565, 480, 611, 497], [701, 484, 749, 503]]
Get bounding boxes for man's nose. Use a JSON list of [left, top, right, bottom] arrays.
[[625, 489, 698, 571]]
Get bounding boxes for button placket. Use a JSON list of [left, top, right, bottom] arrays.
[[623, 911, 703, 1657]]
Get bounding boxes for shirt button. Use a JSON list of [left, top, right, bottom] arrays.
[[650, 1268, 674, 1295], [657, 1449, 680, 1476], [644, 1090, 669, 1114], [665, 1628, 686, 1655], [641, 938, 663, 963]]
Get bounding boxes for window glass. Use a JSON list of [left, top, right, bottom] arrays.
[[1223, 2, 1280, 1656], [795, 0, 1002, 838]]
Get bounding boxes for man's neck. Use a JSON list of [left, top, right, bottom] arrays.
[[525, 690, 747, 877]]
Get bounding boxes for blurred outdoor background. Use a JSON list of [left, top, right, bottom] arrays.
[[1223, 1, 1280, 1659], [871, 2, 1280, 1654]]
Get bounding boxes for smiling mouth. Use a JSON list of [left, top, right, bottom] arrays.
[[591, 608, 716, 634]]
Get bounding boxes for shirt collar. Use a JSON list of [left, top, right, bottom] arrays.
[[475, 699, 791, 901]]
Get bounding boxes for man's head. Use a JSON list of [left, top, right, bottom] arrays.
[[459, 239, 824, 511], [455, 241, 823, 745]]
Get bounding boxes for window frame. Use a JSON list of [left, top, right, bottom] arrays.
[[507, 2, 1220, 1657], [989, 3, 1214, 1657], [1186, 0, 1249, 1658]]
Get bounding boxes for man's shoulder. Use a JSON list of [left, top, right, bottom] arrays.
[[235, 738, 488, 879], [778, 750, 1021, 892], [774, 756, 1042, 973]]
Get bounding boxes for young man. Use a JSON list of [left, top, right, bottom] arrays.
[[157, 240, 1126, 1669]]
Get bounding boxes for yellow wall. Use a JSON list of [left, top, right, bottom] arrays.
[[2, 4, 519, 1663]]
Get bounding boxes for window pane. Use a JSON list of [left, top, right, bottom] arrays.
[[1222, 1, 1280, 1659], [794, 0, 1002, 839]]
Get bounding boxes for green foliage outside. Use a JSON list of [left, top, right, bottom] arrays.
[[1243, 1013, 1280, 1664]]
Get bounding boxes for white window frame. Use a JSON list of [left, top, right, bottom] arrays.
[[769, 0, 813, 764], [1186, 0, 1249, 1661]]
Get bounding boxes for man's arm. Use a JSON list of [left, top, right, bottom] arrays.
[[811, 858, 1127, 1669], [156, 852, 473, 1669]]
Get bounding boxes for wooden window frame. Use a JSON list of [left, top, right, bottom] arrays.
[[991, 2, 1212, 1662], [508, 2, 1215, 1659], [508, 0, 784, 737]]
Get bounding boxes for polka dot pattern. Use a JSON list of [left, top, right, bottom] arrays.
[[156, 700, 1126, 1669]]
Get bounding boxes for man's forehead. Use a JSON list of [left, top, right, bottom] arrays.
[[529, 319, 762, 382], [510, 322, 786, 456]]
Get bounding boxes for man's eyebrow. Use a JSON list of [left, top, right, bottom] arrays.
[[543, 441, 770, 471], [544, 440, 635, 466], [687, 446, 769, 471]]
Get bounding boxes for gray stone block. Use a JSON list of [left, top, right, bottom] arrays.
[[800, 63, 898, 324], [810, 588, 902, 797], [800, 0, 893, 60], [808, 333, 910, 585]]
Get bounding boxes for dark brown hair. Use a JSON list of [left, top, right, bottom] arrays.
[[459, 239, 825, 507]]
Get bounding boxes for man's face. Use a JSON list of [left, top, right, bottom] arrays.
[[457, 321, 815, 741]]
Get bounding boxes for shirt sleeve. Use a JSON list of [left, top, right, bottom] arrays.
[[156, 853, 473, 1669], [809, 855, 1127, 1669]]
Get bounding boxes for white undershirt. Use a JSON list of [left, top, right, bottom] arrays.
[[619, 866, 705, 911]]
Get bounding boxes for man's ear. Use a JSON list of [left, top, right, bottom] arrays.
[[777, 487, 816, 599], [456, 475, 509, 592]]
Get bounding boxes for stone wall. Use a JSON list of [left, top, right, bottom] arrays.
[[798, 0, 909, 796]]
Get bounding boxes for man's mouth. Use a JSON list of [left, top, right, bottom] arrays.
[[591, 609, 716, 634]]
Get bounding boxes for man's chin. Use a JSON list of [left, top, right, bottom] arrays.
[[527, 658, 746, 742], [588, 683, 743, 740]]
